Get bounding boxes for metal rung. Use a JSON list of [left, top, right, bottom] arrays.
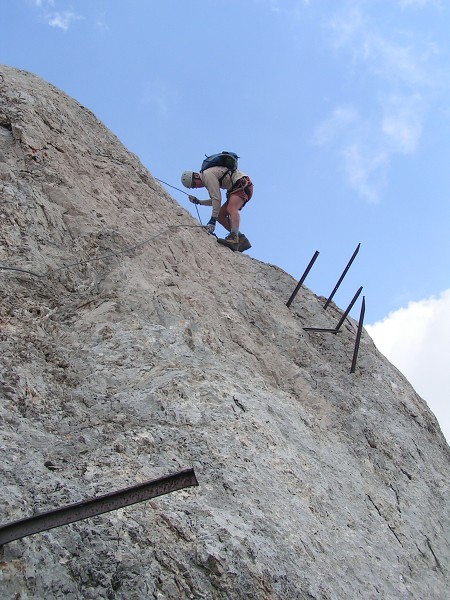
[[334, 286, 363, 332], [304, 287, 362, 334], [286, 250, 320, 308], [303, 327, 340, 334], [351, 296, 366, 374], [324, 243, 360, 310], [0, 468, 198, 546]]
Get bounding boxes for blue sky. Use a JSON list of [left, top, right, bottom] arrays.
[[1, 0, 449, 441]]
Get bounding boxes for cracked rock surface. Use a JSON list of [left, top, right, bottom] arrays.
[[1, 64, 449, 599]]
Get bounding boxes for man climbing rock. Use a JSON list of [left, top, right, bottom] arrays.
[[181, 152, 253, 252]]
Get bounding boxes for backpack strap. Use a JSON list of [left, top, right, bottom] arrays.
[[218, 169, 229, 186], [219, 168, 235, 187]]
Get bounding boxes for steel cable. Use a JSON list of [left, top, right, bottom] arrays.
[[0, 224, 203, 279]]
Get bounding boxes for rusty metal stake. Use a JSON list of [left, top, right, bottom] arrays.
[[302, 327, 340, 334], [351, 296, 366, 374], [286, 250, 320, 308], [304, 286, 363, 334], [0, 469, 198, 546], [334, 286, 363, 332], [324, 243, 360, 310]]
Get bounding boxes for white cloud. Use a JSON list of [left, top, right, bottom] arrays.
[[341, 144, 387, 202], [317, 5, 443, 201], [95, 17, 109, 32], [33, 0, 54, 6], [252, 0, 281, 12], [330, 7, 438, 88], [32, 1, 82, 31], [367, 290, 450, 444], [46, 11, 81, 31], [141, 80, 178, 117], [328, 6, 365, 51], [252, 0, 311, 13], [399, 0, 443, 8], [313, 105, 359, 146], [364, 33, 435, 88], [312, 94, 426, 200], [312, 106, 390, 202], [382, 94, 424, 154]]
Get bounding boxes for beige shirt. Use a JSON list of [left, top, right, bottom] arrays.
[[200, 166, 247, 219]]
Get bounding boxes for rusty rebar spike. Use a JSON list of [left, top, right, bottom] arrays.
[[334, 286, 363, 332], [304, 286, 362, 334], [351, 296, 366, 374], [324, 243, 361, 310], [0, 469, 198, 546], [286, 250, 320, 308], [303, 327, 340, 334]]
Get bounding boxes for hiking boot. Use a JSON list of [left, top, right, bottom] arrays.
[[217, 232, 239, 251], [238, 234, 251, 253]]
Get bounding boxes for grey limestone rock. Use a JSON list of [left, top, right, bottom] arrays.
[[0, 64, 449, 599]]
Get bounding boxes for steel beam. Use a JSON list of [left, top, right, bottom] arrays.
[[286, 251, 320, 308], [351, 296, 366, 374], [0, 469, 198, 546], [304, 286, 363, 334], [324, 243, 360, 310], [334, 286, 363, 332], [302, 327, 340, 334]]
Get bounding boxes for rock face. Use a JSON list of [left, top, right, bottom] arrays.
[[0, 64, 449, 600]]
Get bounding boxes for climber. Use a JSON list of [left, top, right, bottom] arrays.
[[181, 161, 253, 253]]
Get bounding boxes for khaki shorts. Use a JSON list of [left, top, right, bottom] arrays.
[[227, 176, 253, 207]]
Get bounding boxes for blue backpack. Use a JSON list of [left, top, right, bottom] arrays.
[[200, 151, 239, 173]]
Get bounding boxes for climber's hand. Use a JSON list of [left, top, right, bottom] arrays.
[[203, 217, 216, 234]]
